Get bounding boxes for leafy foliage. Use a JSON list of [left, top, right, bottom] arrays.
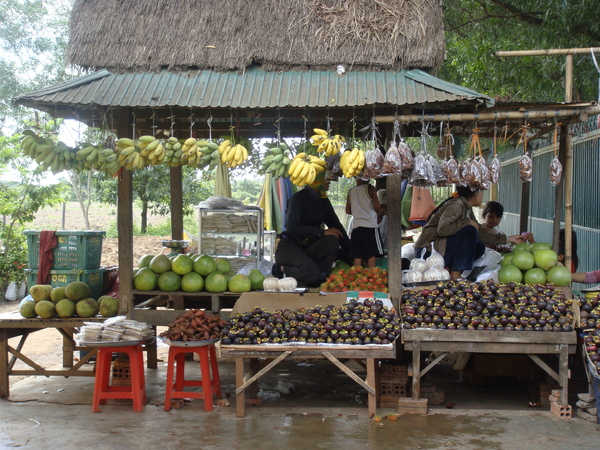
[[440, 0, 600, 102]]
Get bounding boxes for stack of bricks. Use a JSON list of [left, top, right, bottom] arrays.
[[378, 362, 408, 408], [549, 388, 572, 422], [539, 383, 560, 408]]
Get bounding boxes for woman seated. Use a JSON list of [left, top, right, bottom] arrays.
[[414, 186, 526, 280]]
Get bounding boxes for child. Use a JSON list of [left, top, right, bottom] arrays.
[[481, 201, 535, 251], [345, 178, 382, 267]]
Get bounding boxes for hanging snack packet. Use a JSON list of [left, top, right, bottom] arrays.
[[549, 156, 562, 186], [519, 154, 533, 182], [382, 141, 402, 174]]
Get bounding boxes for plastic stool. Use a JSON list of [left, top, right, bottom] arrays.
[[164, 344, 222, 411], [92, 344, 146, 412]]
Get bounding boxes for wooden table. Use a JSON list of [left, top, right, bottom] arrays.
[[402, 329, 577, 405], [221, 343, 396, 418], [133, 290, 241, 314], [0, 311, 157, 398]]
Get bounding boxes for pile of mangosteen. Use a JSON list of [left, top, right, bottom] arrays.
[[401, 279, 574, 331], [577, 294, 600, 329], [221, 298, 401, 345], [582, 330, 600, 374]]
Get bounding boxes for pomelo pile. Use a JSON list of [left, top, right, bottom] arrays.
[[133, 253, 265, 293], [20, 282, 118, 319], [321, 265, 388, 293], [498, 242, 572, 286]]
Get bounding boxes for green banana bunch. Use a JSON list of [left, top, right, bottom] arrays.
[[260, 141, 292, 178]]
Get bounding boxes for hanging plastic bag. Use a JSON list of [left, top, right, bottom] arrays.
[[382, 141, 402, 174], [489, 125, 501, 184], [431, 155, 448, 186], [361, 145, 384, 179], [398, 140, 414, 178], [426, 243, 445, 269], [549, 124, 562, 186], [519, 153, 533, 182]]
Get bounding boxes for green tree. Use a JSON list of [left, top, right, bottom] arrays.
[[93, 165, 214, 234], [232, 178, 262, 204], [0, 133, 65, 298], [440, 0, 600, 102]]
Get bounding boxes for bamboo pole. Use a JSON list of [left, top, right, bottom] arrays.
[[374, 107, 600, 124], [496, 48, 600, 57]]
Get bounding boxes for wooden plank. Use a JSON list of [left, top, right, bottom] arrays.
[[559, 344, 569, 404], [412, 341, 420, 400], [57, 328, 75, 368], [322, 351, 374, 395], [7, 333, 28, 372], [528, 354, 559, 382], [221, 344, 395, 359], [366, 358, 377, 418], [419, 352, 447, 378], [453, 353, 471, 371], [387, 173, 403, 312], [7, 346, 45, 371], [0, 329, 9, 397], [235, 358, 245, 417], [235, 351, 292, 395], [401, 330, 577, 344], [10, 369, 95, 377], [407, 341, 574, 354]]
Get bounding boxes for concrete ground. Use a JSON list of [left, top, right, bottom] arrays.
[[1, 346, 599, 449]]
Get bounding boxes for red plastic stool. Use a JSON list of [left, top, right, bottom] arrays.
[[164, 344, 222, 411], [92, 344, 146, 412]]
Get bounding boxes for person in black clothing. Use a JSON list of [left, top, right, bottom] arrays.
[[273, 173, 350, 287]]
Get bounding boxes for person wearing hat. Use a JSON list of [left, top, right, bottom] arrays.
[[272, 172, 350, 287], [414, 185, 526, 280]]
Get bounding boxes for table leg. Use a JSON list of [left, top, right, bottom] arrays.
[[412, 341, 421, 400], [62, 328, 74, 368], [0, 329, 8, 398], [558, 344, 569, 405], [146, 331, 157, 369], [235, 358, 245, 418], [248, 358, 260, 399], [366, 358, 377, 418]]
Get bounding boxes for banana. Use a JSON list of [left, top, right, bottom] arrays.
[[313, 128, 328, 136], [218, 140, 231, 154], [268, 147, 283, 156], [117, 138, 136, 147], [207, 142, 219, 151], [317, 139, 330, 153], [167, 136, 179, 144], [138, 135, 156, 143], [310, 155, 326, 166], [119, 146, 137, 157], [305, 164, 317, 185], [145, 139, 160, 151]]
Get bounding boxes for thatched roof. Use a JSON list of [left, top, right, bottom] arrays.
[[67, 0, 445, 73]]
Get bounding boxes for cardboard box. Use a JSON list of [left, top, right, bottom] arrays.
[[231, 291, 348, 315]]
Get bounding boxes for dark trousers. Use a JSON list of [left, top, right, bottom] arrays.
[[443, 225, 486, 272], [275, 235, 340, 287]]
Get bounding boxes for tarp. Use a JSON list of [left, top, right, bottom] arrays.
[[257, 175, 294, 233], [214, 163, 231, 198]]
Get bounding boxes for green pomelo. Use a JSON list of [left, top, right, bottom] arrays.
[[228, 274, 252, 293], [172, 254, 194, 275], [157, 271, 182, 292], [205, 272, 228, 293], [181, 272, 204, 292], [50, 286, 67, 303], [35, 300, 56, 319], [523, 268, 547, 285], [215, 258, 232, 274], [149, 254, 172, 274], [547, 266, 572, 287], [498, 264, 523, 283], [134, 267, 158, 291], [248, 269, 265, 290], [533, 249, 558, 271], [20, 300, 37, 318], [332, 260, 351, 272], [138, 254, 154, 268], [193, 255, 217, 277], [500, 254, 514, 266], [511, 251, 535, 271], [99, 297, 119, 317], [224, 270, 236, 281], [512, 242, 531, 253], [530, 242, 552, 254], [30, 284, 53, 302], [65, 281, 91, 301], [55, 299, 76, 318], [76, 298, 99, 318]]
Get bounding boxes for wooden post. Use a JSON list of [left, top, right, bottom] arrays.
[[552, 131, 566, 252], [116, 109, 134, 316], [563, 124, 573, 270], [519, 177, 530, 234], [387, 174, 403, 312], [170, 166, 184, 240]]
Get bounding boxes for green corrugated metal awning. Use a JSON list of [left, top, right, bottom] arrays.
[[14, 67, 493, 110]]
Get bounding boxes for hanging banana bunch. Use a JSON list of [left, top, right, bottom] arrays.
[[260, 141, 292, 178], [310, 128, 345, 157], [288, 152, 326, 187], [219, 139, 249, 169], [339, 147, 366, 178]]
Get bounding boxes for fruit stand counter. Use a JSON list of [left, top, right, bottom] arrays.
[[0, 311, 157, 398], [132, 290, 241, 315], [221, 342, 396, 418], [402, 329, 577, 405]]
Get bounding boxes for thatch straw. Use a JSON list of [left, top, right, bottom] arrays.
[[67, 0, 445, 73]]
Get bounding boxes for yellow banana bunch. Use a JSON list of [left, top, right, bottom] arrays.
[[339, 147, 366, 178], [260, 141, 292, 178], [164, 137, 183, 166], [221, 143, 249, 168], [310, 128, 344, 157], [288, 152, 326, 187]]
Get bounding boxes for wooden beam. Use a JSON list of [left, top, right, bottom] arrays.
[[496, 47, 600, 57], [387, 174, 403, 312], [170, 166, 184, 240], [374, 106, 600, 124]]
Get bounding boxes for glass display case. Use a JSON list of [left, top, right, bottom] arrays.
[[197, 208, 263, 272]]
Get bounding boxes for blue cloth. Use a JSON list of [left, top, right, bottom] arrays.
[[443, 225, 486, 272]]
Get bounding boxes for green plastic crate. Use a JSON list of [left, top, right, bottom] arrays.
[[25, 230, 105, 270], [25, 268, 106, 300]]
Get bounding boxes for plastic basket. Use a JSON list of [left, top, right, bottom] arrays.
[[25, 268, 106, 299], [25, 230, 105, 270]]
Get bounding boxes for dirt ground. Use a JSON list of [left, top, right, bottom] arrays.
[[1, 201, 184, 388]]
